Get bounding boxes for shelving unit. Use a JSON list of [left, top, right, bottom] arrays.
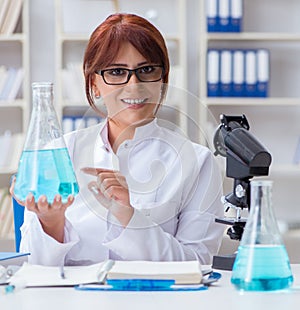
[[54, 0, 188, 135], [199, 0, 300, 225], [0, 0, 30, 186]]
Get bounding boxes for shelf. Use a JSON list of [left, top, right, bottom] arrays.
[[0, 0, 29, 188], [207, 32, 300, 42], [59, 34, 89, 42], [0, 167, 18, 174], [0, 99, 27, 108], [205, 98, 300, 107], [270, 164, 300, 178], [0, 33, 26, 42]]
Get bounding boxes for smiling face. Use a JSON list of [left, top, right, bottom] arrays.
[[92, 42, 162, 128]]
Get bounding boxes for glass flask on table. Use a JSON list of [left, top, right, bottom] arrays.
[[231, 180, 293, 291], [14, 82, 79, 203]]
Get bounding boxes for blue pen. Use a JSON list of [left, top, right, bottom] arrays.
[[75, 279, 208, 292], [107, 279, 175, 291]]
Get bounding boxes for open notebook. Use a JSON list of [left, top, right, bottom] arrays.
[[9, 260, 203, 287]]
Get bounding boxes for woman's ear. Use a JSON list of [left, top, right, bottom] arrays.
[[91, 75, 101, 98]]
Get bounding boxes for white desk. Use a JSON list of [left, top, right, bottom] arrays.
[[2, 265, 300, 310]]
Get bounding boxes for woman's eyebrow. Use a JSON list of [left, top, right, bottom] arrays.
[[107, 61, 149, 68]]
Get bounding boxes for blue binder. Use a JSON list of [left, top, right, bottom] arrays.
[[219, 0, 230, 32], [256, 49, 270, 97], [230, 0, 243, 32], [206, 0, 219, 32], [232, 50, 245, 97], [220, 50, 233, 96], [245, 50, 257, 97], [207, 49, 220, 97]]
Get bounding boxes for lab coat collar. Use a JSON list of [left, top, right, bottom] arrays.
[[96, 117, 159, 149]]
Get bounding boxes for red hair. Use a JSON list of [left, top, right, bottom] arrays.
[[83, 13, 170, 110]]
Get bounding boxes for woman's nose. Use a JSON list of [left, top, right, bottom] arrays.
[[127, 71, 140, 85]]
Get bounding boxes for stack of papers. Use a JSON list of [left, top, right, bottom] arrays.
[[9, 260, 203, 287]]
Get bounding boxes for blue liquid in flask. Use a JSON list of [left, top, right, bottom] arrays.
[[231, 245, 293, 291], [14, 148, 79, 203]]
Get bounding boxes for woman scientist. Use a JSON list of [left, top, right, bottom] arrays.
[[11, 13, 224, 266]]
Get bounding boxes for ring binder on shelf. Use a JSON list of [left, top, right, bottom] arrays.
[[232, 50, 245, 97], [206, 0, 219, 32], [220, 50, 233, 96], [245, 50, 257, 97], [230, 0, 243, 32], [257, 49, 270, 97], [219, 0, 230, 32], [207, 49, 220, 97]]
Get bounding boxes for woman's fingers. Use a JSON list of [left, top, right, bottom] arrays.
[[9, 176, 26, 206], [25, 194, 74, 214], [81, 167, 113, 176], [82, 167, 127, 187], [36, 195, 51, 214], [25, 193, 36, 212]]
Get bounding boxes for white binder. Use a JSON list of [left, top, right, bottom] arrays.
[[232, 50, 244, 96], [206, 0, 218, 32], [207, 49, 220, 97], [257, 49, 270, 97], [245, 50, 257, 97], [230, 0, 243, 32], [219, 0, 230, 31], [220, 49, 232, 96]]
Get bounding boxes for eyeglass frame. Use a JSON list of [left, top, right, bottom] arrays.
[[95, 65, 164, 85]]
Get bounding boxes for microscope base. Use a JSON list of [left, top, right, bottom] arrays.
[[212, 254, 236, 271]]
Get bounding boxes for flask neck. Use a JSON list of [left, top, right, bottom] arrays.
[[250, 181, 272, 213], [32, 82, 53, 109], [241, 180, 282, 246], [23, 82, 63, 151]]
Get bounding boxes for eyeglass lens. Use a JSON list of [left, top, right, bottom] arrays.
[[102, 66, 163, 85]]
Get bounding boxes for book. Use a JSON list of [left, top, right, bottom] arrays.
[[107, 261, 202, 284], [7, 67, 24, 100], [9, 260, 203, 287], [0, 0, 10, 32], [0, 252, 30, 268], [0, 67, 17, 100], [1, 0, 23, 34]]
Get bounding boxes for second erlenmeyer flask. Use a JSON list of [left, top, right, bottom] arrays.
[[231, 180, 293, 291], [14, 82, 79, 203]]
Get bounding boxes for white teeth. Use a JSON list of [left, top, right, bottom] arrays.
[[122, 98, 146, 105]]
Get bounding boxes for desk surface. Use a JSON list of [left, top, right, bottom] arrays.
[[2, 265, 300, 310]]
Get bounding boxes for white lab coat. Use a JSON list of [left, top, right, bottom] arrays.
[[20, 118, 224, 266]]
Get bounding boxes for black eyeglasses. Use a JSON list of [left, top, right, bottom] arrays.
[[95, 65, 164, 85]]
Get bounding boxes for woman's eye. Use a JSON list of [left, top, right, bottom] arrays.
[[140, 66, 154, 74], [108, 69, 126, 76]]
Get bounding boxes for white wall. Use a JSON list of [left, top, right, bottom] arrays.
[[29, 0, 55, 83]]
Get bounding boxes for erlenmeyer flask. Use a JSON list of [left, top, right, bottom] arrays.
[[231, 180, 293, 291], [14, 82, 79, 203]]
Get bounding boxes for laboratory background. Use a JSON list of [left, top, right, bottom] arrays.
[[1, 0, 300, 262]]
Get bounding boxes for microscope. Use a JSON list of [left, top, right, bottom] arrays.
[[212, 114, 272, 270]]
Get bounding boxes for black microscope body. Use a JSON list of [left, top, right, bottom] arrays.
[[212, 114, 272, 270]]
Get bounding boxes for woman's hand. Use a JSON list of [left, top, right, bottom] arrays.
[[10, 176, 74, 243], [82, 167, 134, 227]]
